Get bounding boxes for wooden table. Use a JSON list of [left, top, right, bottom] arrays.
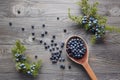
[[0, 0, 120, 80]]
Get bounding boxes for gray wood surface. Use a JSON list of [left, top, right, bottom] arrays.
[[0, 0, 120, 80]]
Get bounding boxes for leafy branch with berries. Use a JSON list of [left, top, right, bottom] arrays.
[[11, 40, 41, 77], [68, 0, 120, 43]]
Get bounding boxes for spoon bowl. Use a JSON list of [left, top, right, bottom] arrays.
[[66, 36, 97, 80]]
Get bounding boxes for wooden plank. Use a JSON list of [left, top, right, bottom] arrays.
[[0, 0, 120, 80]]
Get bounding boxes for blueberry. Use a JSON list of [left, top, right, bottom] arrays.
[[93, 19, 98, 24], [42, 24, 45, 28], [32, 32, 35, 36], [44, 42, 47, 45], [62, 58, 65, 62], [47, 45, 50, 48], [49, 49, 52, 52], [68, 65, 71, 69], [60, 65, 65, 69], [59, 50, 62, 53], [57, 17, 59, 20], [54, 43, 57, 46], [59, 57, 62, 62], [61, 42, 64, 48], [50, 57, 53, 60], [52, 60, 57, 64], [51, 40, 54, 43], [82, 20, 86, 24], [41, 34, 44, 37], [32, 37, 35, 41], [40, 40, 43, 44], [45, 31, 48, 35], [21, 28, 25, 31], [52, 48, 55, 51], [45, 46, 48, 50], [52, 35, 56, 39], [56, 47, 59, 50], [9, 22, 12, 26], [35, 55, 38, 59], [31, 25, 34, 29], [63, 29, 67, 33], [51, 44, 54, 46], [17, 10, 21, 14]]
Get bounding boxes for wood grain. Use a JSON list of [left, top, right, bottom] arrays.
[[0, 0, 120, 80]]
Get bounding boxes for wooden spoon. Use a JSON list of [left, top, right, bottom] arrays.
[[66, 36, 97, 80]]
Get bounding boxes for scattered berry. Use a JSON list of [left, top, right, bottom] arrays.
[[31, 25, 34, 29], [32, 37, 35, 41], [68, 65, 71, 69], [21, 28, 25, 31], [57, 17, 59, 20], [42, 24, 45, 28], [44, 42, 47, 45], [52, 35, 56, 39], [56, 47, 59, 50], [17, 10, 21, 14], [49, 49, 52, 52], [35, 55, 38, 59], [63, 29, 67, 33], [60, 64, 65, 69], [45, 31, 48, 35], [59, 50, 62, 53], [45, 46, 48, 50], [51, 40, 54, 43], [32, 32, 35, 36], [9, 22, 12, 26], [41, 34, 44, 37], [54, 43, 57, 46], [40, 40, 43, 44]]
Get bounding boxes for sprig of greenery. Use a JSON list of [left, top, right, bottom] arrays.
[[106, 25, 120, 33], [68, 0, 120, 44], [68, 8, 82, 24], [12, 40, 42, 77]]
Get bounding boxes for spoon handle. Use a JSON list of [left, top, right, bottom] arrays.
[[82, 62, 97, 80]]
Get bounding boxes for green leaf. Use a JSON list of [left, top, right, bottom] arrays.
[[106, 25, 120, 33]]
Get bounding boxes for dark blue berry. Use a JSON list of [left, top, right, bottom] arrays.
[[68, 65, 71, 69], [60, 65, 65, 69], [32, 37, 35, 41], [41, 34, 44, 37], [35, 55, 38, 59], [45, 31, 48, 34], [57, 17, 59, 20], [52, 35, 56, 39], [59, 50, 62, 53], [51, 40, 54, 43], [40, 40, 43, 44], [44, 42, 47, 45], [32, 32, 35, 36], [21, 28, 25, 31], [54, 43, 57, 46], [49, 49, 52, 52], [9, 22, 12, 26], [42, 24, 45, 28], [31, 25, 34, 29], [63, 29, 67, 33], [17, 10, 20, 14]]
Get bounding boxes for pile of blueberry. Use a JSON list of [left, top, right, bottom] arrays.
[[40, 35, 65, 64], [82, 16, 105, 39], [66, 36, 87, 59]]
